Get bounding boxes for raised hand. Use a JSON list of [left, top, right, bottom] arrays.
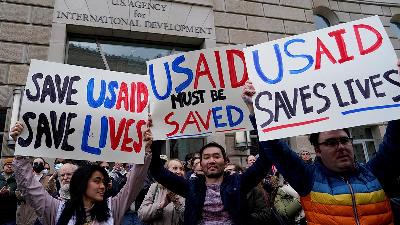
[[10, 121, 23, 142], [242, 80, 256, 114]]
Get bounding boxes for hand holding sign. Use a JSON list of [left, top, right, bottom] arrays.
[[242, 80, 256, 115], [10, 121, 24, 142]]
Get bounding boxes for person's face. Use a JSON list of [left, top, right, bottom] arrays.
[[33, 158, 44, 166], [247, 155, 256, 167], [167, 160, 184, 177], [201, 147, 226, 178], [193, 158, 203, 175], [3, 163, 13, 174], [59, 164, 76, 185], [224, 164, 236, 175], [315, 130, 355, 173], [44, 163, 50, 170], [114, 163, 123, 171], [301, 151, 311, 161], [85, 171, 106, 202], [99, 162, 110, 171]]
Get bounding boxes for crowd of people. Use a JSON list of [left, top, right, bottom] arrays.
[[0, 61, 400, 225]]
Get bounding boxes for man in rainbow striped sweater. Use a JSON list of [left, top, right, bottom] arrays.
[[242, 81, 400, 224]]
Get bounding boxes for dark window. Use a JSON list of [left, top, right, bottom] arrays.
[[315, 14, 331, 29]]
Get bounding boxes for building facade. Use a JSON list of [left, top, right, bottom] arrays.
[[1, 0, 399, 166]]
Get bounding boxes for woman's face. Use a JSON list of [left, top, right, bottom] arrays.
[[85, 171, 106, 202], [168, 160, 184, 177]]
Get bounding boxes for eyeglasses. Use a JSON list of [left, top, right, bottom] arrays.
[[301, 152, 310, 156], [318, 137, 353, 147]]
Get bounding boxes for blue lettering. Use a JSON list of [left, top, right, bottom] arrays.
[[104, 81, 118, 109], [212, 106, 227, 128], [252, 44, 283, 84], [284, 38, 314, 74], [87, 78, 106, 108], [149, 63, 172, 100], [99, 116, 108, 148], [173, 55, 193, 93], [226, 105, 243, 127], [81, 115, 101, 155]]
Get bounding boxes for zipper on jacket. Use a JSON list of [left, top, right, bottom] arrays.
[[344, 178, 361, 225]]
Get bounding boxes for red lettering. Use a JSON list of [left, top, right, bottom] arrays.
[[116, 82, 129, 111], [195, 110, 211, 130], [165, 112, 179, 137], [121, 119, 135, 152], [214, 51, 225, 88], [180, 111, 201, 133], [194, 53, 216, 89], [328, 29, 354, 64], [133, 120, 146, 153], [227, 49, 248, 88], [354, 24, 383, 55], [129, 83, 136, 112], [109, 117, 126, 150], [136, 82, 148, 113], [315, 37, 337, 70]]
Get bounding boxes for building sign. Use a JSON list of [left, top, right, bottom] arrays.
[[15, 60, 149, 163], [53, 0, 215, 39], [148, 45, 253, 140], [243, 16, 400, 141]]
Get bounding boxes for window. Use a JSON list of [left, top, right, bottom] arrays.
[[0, 109, 7, 152], [390, 21, 400, 39], [314, 14, 331, 29], [350, 126, 376, 163], [66, 37, 201, 159], [67, 38, 194, 75]]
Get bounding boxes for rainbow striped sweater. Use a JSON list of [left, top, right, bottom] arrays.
[[251, 116, 400, 225]]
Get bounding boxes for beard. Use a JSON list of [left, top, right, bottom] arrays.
[[59, 184, 70, 200], [205, 170, 224, 178]]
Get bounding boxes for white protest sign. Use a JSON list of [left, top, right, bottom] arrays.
[[15, 60, 149, 163], [147, 45, 253, 140], [243, 16, 400, 141]]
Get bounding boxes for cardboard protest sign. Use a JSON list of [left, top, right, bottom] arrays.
[[243, 16, 400, 141], [147, 45, 252, 140], [15, 60, 149, 163]]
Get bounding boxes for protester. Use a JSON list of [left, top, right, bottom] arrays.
[[246, 155, 256, 168], [109, 162, 128, 197], [16, 157, 57, 225], [10, 121, 153, 225], [189, 157, 203, 179], [58, 163, 78, 200], [0, 157, 17, 225], [242, 60, 400, 224], [150, 139, 272, 225], [299, 151, 313, 165], [138, 159, 185, 225]]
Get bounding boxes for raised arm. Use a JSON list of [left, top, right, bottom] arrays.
[[242, 81, 314, 196], [367, 119, 400, 183], [150, 140, 189, 197], [111, 127, 153, 225], [11, 122, 60, 225]]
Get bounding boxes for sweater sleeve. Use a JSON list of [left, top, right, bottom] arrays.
[[111, 152, 152, 225], [250, 114, 314, 196], [137, 183, 162, 222], [368, 120, 400, 183], [13, 157, 60, 225]]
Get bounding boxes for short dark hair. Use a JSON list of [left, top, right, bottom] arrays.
[[199, 142, 228, 162], [309, 128, 351, 147]]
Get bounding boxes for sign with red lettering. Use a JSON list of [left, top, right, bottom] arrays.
[[15, 60, 149, 163], [244, 16, 400, 141], [148, 45, 253, 140]]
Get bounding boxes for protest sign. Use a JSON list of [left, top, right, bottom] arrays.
[[243, 16, 400, 141], [15, 60, 149, 163], [147, 45, 253, 140]]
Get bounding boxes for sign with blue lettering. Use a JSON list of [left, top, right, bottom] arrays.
[[15, 60, 149, 163], [147, 45, 253, 140], [244, 16, 400, 141]]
